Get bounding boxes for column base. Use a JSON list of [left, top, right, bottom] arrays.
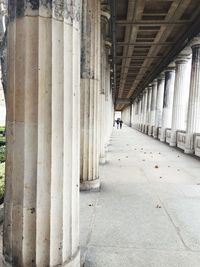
[[3, 250, 80, 267], [153, 127, 158, 139], [99, 156, 106, 164], [148, 126, 153, 136], [169, 142, 176, 147], [80, 179, 100, 192], [63, 249, 80, 267], [184, 148, 194, 154]]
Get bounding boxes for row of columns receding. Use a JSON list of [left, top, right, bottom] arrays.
[[4, 0, 114, 266], [122, 36, 200, 158]]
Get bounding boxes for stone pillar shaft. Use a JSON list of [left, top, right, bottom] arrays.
[[170, 55, 191, 146], [160, 68, 175, 142], [146, 86, 152, 133], [153, 76, 164, 138], [185, 40, 200, 153], [148, 80, 157, 135], [141, 90, 148, 132], [99, 9, 110, 164], [80, 0, 101, 191], [155, 76, 165, 127], [4, 1, 81, 266]]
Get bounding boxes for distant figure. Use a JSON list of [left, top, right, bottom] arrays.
[[120, 120, 123, 129], [116, 119, 120, 129]]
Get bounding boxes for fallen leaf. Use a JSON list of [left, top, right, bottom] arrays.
[[156, 204, 162, 209]]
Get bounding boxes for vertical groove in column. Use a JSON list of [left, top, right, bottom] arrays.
[[36, 13, 52, 267]]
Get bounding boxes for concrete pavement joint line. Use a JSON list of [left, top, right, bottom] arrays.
[[82, 191, 101, 264], [86, 244, 200, 252], [156, 195, 192, 251], [129, 126, 195, 251], [142, 148, 192, 252]]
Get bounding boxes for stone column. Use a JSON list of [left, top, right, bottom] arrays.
[[142, 89, 148, 132], [185, 37, 200, 154], [4, 1, 81, 266], [160, 64, 175, 142], [80, 0, 101, 191], [105, 56, 112, 147], [146, 85, 152, 134], [148, 79, 157, 136], [153, 75, 165, 138], [99, 8, 110, 164], [170, 49, 192, 147], [138, 96, 142, 130]]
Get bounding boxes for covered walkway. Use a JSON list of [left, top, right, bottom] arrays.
[[81, 126, 200, 267]]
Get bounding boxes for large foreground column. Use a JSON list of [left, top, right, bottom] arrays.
[[153, 75, 165, 138], [80, 0, 101, 191], [185, 37, 200, 154], [160, 65, 175, 142], [170, 50, 191, 147], [4, 1, 81, 266]]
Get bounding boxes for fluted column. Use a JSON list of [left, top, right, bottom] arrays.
[[137, 97, 142, 130], [185, 37, 200, 154], [139, 94, 144, 131], [142, 89, 148, 132], [80, 0, 101, 191], [99, 7, 110, 164], [170, 49, 192, 147], [148, 79, 157, 136], [160, 65, 175, 142], [105, 56, 112, 148], [4, 1, 81, 266], [146, 85, 152, 134], [153, 75, 165, 138]]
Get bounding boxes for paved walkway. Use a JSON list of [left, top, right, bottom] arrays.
[[81, 126, 200, 267]]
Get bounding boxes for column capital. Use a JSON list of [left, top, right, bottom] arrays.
[[101, 5, 111, 23], [165, 62, 176, 73], [190, 34, 200, 49], [104, 38, 112, 50], [152, 79, 158, 86], [157, 73, 165, 81], [138, 93, 143, 100], [175, 46, 192, 64]]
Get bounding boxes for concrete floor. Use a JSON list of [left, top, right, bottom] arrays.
[[80, 126, 200, 267]]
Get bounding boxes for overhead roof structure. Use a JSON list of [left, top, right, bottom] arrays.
[[110, 0, 200, 110]]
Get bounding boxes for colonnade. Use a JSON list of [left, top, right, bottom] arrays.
[[4, 0, 114, 266], [122, 35, 200, 158]]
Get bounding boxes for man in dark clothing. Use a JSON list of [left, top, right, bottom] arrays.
[[120, 120, 123, 129], [116, 119, 120, 129]]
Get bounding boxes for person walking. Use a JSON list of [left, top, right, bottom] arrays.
[[116, 119, 120, 129], [120, 120, 123, 129]]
